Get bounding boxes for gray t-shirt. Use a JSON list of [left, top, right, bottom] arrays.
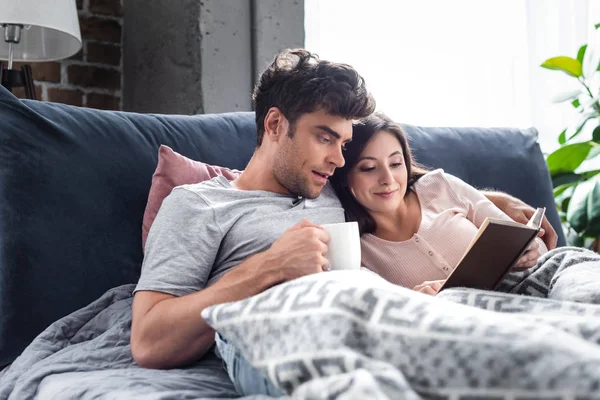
[[135, 175, 344, 296]]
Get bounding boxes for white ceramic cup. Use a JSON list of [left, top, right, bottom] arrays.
[[321, 222, 361, 271]]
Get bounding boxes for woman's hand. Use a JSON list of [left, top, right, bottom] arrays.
[[514, 238, 542, 270], [413, 280, 445, 295]]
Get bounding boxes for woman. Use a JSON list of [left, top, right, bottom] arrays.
[[330, 113, 548, 295]]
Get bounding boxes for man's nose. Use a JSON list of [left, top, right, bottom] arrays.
[[328, 146, 345, 168]]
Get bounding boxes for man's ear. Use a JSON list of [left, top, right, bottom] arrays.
[[264, 107, 289, 143]]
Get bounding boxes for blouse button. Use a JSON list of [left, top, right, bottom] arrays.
[[428, 251, 434, 256], [415, 237, 420, 243], [443, 267, 449, 271]]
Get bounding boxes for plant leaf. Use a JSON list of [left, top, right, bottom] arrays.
[[587, 143, 600, 160], [581, 169, 600, 179], [554, 183, 572, 197], [554, 183, 576, 213], [541, 56, 583, 77], [552, 89, 582, 103], [558, 129, 567, 145], [596, 23, 600, 30], [567, 179, 593, 232], [566, 228, 586, 246], [593, 126, 600, 143], [547, 142, 593, 175], [567, 112, 595, 141], [552, 172, 581, 188], [577, 44, 588, 64], [585, 175, 600, 236], [572, 98, 581, 108]]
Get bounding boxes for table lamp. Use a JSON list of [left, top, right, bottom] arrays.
[[0, 0, 82, 99]]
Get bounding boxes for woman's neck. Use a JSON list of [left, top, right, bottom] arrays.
[[371, 190, 421, 242]]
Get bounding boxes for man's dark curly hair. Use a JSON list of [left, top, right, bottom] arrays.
[[253, 49, 376, 146]]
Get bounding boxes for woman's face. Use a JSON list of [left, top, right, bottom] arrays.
[[347, 130, 408, 215]]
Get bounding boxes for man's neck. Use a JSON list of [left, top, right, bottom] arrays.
[[233, 153, 292, 195]]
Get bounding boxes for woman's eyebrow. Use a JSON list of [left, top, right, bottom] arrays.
[[358, 151, 402, 162]]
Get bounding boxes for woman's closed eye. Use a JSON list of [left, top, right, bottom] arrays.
[[359, 162, 402, 172]]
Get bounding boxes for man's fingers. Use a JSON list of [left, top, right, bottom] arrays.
[[312, 227, 330, 244], [289, 219, 318, 231], [512, 210, 531, 225], [537, 228, 545, 238], [540, 217, 558, 250]]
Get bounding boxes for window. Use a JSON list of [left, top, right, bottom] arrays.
[[305, 0, 600, 152]]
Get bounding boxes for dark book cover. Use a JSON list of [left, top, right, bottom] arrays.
[[440, 217, 541, 291]]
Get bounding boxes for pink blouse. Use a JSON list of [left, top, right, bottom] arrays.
[[360, 169, 548, 288]]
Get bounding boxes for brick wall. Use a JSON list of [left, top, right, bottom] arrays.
[[10, 0, 123, 110]]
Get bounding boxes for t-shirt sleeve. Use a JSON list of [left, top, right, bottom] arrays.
[[134, 187, 223, 297]]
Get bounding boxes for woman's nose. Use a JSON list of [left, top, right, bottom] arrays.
[[379, 167, 393, 185]]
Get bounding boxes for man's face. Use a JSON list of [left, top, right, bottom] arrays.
[[272, 109, 353, 199]]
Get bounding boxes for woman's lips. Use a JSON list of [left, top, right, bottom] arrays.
[[374, 189, 397, 199]]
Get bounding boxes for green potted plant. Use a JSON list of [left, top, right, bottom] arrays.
[[542, 24, 600, 250]]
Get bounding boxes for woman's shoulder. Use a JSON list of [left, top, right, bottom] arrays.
[[413, 169, 470, 208], [415, 168, 469, 190], [414, 168, 448, 188]]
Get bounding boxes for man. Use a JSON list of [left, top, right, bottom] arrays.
[[131, 49, 557, 395]]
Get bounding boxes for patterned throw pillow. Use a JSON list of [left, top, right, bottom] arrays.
[[202, 270, 600, 398], [141, 145, 241, 249]]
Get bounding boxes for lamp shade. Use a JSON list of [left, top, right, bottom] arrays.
[[0, 0, 82, 62]]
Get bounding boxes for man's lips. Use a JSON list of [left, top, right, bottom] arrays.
[[312, 171, 331, 184], [312, 171, 332, 178]]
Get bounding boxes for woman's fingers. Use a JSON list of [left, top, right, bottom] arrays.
[[413, 280, 445, 295], [515, 249, 540, 269], [417, 286, 437, 296]]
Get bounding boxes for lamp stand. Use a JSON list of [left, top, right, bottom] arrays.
[[1, 24, 36, 100], [0, 63, 36, 99]]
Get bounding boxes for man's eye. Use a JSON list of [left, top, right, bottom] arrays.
[[319, 136, 330, 144], [341, 143, 347, 151]]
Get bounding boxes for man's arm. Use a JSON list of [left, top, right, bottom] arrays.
[[131, 219, 329, 369], [482, 190, 558, 250], [131, 250, 277, 369]]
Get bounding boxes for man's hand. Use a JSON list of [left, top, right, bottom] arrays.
[[484, 192, 558, 250], [413, 280, 445, 295], [264, 219, 330, 283]]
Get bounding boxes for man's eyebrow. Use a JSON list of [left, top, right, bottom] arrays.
[[315, 125, 341, 139]]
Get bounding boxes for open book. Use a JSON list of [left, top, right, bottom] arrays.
[[439, 207, 545, 292]]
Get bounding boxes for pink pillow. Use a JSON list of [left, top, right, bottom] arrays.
[[142, 145, 242, 249]]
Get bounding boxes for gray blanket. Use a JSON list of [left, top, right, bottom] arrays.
[[2, 247, 600, 399], [0, 285, 239, 400]]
